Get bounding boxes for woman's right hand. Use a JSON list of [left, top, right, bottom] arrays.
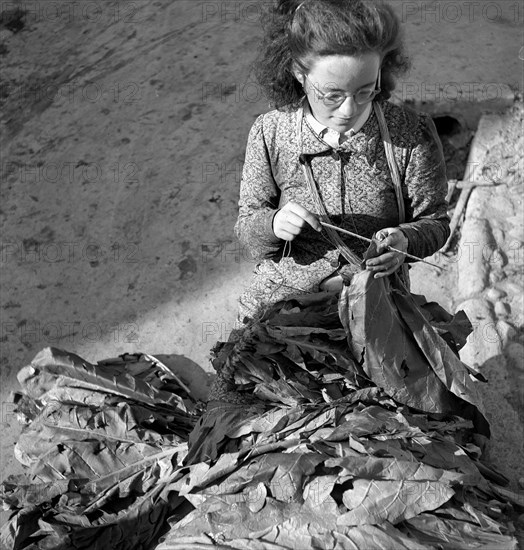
[[272, 201, 322, 241]]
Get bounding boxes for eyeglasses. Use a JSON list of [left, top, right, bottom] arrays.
[[303, 71, 381, 106]]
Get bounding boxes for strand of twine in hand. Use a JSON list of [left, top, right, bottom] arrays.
[[319, 221, 444, 271], [248, 239, 310, 327]]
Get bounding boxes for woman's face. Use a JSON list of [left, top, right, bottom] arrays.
[[295, 53, 382, 134]]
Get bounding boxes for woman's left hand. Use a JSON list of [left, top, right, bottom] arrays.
[[365, 227, 408, 279]]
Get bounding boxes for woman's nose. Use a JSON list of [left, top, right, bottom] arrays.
[[337, 96, 359, 117]]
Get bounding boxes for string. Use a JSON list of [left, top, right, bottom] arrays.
[[245, 237, 314, 330], [267, 239, 310, 296]]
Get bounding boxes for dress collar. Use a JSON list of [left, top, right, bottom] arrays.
[[303, 101, 372, 147], [297, 99, 380, 157]]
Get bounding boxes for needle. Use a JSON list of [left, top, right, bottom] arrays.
[[319, 221, 444, 271]]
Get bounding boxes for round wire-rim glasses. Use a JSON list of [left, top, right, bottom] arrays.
[[303, 70, 382, 106]]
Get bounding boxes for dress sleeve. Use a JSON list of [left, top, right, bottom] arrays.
[[399, 112, 450, 260], [234, 115, 283, 261]]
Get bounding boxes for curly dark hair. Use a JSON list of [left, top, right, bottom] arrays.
[[254, 0, 411, 110]]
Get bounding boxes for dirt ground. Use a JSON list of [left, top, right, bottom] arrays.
[[0, 0, 523, 529]]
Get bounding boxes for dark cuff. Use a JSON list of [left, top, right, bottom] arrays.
[[397, 225, 419, 261]]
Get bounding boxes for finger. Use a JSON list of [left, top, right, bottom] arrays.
[[283, 224, 302, 236], [287, 203, 322, 232], [374, 269, 395, 278], [273, 211, 301, 240], [375, 228, 406, 253], [274, 210, 306, 236], [274, 223, 301, 239], [376, 235, 399, 254], [367, 255, 402, 274], [367, 263, 398, 273], [366, 251, 397, 267], [284, 211, 311, 230], [374, 229, 390, 251], [374, 257, 402, 278]]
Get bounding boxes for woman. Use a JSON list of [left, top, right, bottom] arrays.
[[234, 0, 450, 327], [203, 0, 450, 406]]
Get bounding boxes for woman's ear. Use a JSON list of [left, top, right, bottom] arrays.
[[291, 63, 305, 87]]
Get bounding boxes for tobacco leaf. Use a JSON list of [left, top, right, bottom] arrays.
[[488, 483, 524, 508], [235, 355, 275, 385], [226, 407, 291, 439], [38, 488, 178, 550], [185, 403, 265, 465], [339, 479, 454, 525], [339, 272, 453, 413], [159, 504, 432, 550], [323, 405, 419, 441], [325, 456, 466, 484], [332, 523, 436, 550], [235, 352, 324, 405], [302, 474, 339, 515], [339, 271, 489, 435], [169, 497, 296, 540], [404, 434, 483, 485], [1, 464, 186, 550], [0, 506, 42, 550], [231, 516, 344, 550], [460, 502, 506, 534], [405, 512, 517, 549], [18, 347, 188, 411], [284, 407, 338, 439], [1, 477, 75, 509], [202, 453, 324, 502], [154, 533, 219, 549], [252, 383, 302, 407], [267, 325, 346, 338], [417, 300, 475, 357], [392, 285, 489, 431], [15, 401, 187, 468], [179, 451, 240, 494], [280, 337, 363, 380], [28, 438, 183, 488]]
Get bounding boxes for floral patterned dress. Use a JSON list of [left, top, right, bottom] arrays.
[[234, 99, 449, 322]]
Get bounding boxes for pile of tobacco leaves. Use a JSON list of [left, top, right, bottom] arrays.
[[2, 271, 522, 549], [0, 350, 197, 550]]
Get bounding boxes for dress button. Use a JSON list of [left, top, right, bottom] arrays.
[[330, 260, 339, 268]]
